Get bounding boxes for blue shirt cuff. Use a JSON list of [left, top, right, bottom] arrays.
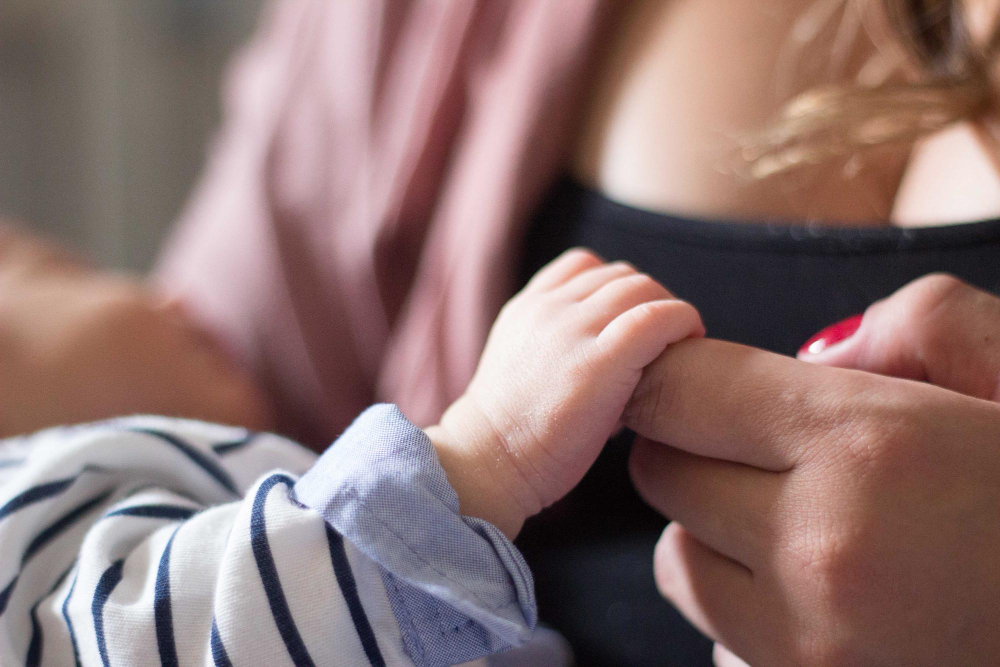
[[293, 404, 537, 667]]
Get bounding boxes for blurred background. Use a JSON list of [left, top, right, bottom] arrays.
[[0, 0, 263, 271]]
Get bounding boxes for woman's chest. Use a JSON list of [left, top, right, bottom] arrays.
[[571, 0, 919, 226]]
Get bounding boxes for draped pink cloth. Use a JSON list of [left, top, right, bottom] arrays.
[[156, 0, 609, 447]]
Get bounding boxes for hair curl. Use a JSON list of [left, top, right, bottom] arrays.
[[746, 0, 1000, 178]]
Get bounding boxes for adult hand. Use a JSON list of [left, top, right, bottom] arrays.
[[710, 273, 1000, 665], [624, 333, 1000, 665], [0, 223, 273, 436]]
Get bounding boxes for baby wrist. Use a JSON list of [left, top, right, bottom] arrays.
[[426, 400, 540, 540]]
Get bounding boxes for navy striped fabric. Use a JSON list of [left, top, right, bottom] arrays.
[[0, 490, 110, 617], [250, 474, 316, 667], [210, 618, 233, 667], [128, 427, 240, 496], [326, 524, 387, 667], [0, 478, 76, 522], [61, 571, 82, 666], [154, 526, 181, 667], [0, 410, 536, 666], [25, 566, 74, 667], [212, 433, 258, 456], [92, 560, 124, 667], [104, 504, 196, 521]]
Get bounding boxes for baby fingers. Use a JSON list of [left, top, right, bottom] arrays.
[[596, 298, 704, 372]]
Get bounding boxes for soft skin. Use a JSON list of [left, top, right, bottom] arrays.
[[428, 248, 704, 539], [627, 274, 1000, 666]]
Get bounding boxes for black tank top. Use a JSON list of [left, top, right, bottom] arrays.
[[515, 177, 1000, 667]]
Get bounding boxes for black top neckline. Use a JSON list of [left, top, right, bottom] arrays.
[[564, 177, 1000, 255]]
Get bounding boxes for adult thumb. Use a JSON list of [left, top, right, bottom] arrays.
[[797, 273, 1000, 401]]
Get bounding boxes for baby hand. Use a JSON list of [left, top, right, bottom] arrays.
[[427, 249, 704, 537]]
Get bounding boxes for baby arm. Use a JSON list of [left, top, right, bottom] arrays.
[[0, 413, 533, 667], [0, 249, 699, 667], [427, 248, 704, 538]]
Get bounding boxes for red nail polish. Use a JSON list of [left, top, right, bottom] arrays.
[[799, 314, 863, 355]]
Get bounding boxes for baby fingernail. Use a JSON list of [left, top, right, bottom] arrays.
[[798, 314, 863, 355]]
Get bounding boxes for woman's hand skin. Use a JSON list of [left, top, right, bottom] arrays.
[[702, 273, 1000, 667], [0, 224, 273, 436], [624, 334, 1000, 665]]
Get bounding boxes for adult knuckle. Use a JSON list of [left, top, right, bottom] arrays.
[[786, 515, 844, 584], [835, 418, 892, 472], [910, 271, 965, 296], [895, 273, 968, 326], [849, 395, 920, 470], [808, 530, 859, 588], [810, 375, 910, 471]]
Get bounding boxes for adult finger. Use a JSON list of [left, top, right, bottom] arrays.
[[798, 274, 1000, 401], [623, 338, 874, 470], [629, 437, 779, 566], [654, 523, 762, 662]]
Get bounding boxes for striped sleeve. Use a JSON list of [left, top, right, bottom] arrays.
[[0, 408, 536, 666]]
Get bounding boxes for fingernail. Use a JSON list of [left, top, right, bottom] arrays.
[[798, 314, 863, 355]]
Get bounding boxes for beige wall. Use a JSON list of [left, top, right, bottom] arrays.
[[0, 0, 263, 271]]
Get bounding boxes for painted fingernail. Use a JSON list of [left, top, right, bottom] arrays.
[[798, 314, 863, 355]]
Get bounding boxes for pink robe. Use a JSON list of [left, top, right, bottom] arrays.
[[156, 0, 611, 447]]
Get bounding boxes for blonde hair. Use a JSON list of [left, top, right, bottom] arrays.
[[746, 0, 1000, 178]]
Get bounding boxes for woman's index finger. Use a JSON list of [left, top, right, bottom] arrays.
[[623, 338, 866, 471]]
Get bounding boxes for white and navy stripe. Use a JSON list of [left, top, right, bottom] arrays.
[[0, 409, 534, 666], [0, 417, 400, 666]]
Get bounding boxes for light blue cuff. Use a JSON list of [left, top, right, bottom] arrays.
[[293, 404, 537, 667]]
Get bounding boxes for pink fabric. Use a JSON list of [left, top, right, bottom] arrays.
[[156, 1, 609, 447]]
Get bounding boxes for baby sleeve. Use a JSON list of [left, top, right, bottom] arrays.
[[0, 406, 535, 667]]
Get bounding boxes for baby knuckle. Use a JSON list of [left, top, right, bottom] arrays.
[[626, 272, 657, 290], [606, 259, 636, 272], [564, 247, 602, 264], [552, 248, 602, 273]]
